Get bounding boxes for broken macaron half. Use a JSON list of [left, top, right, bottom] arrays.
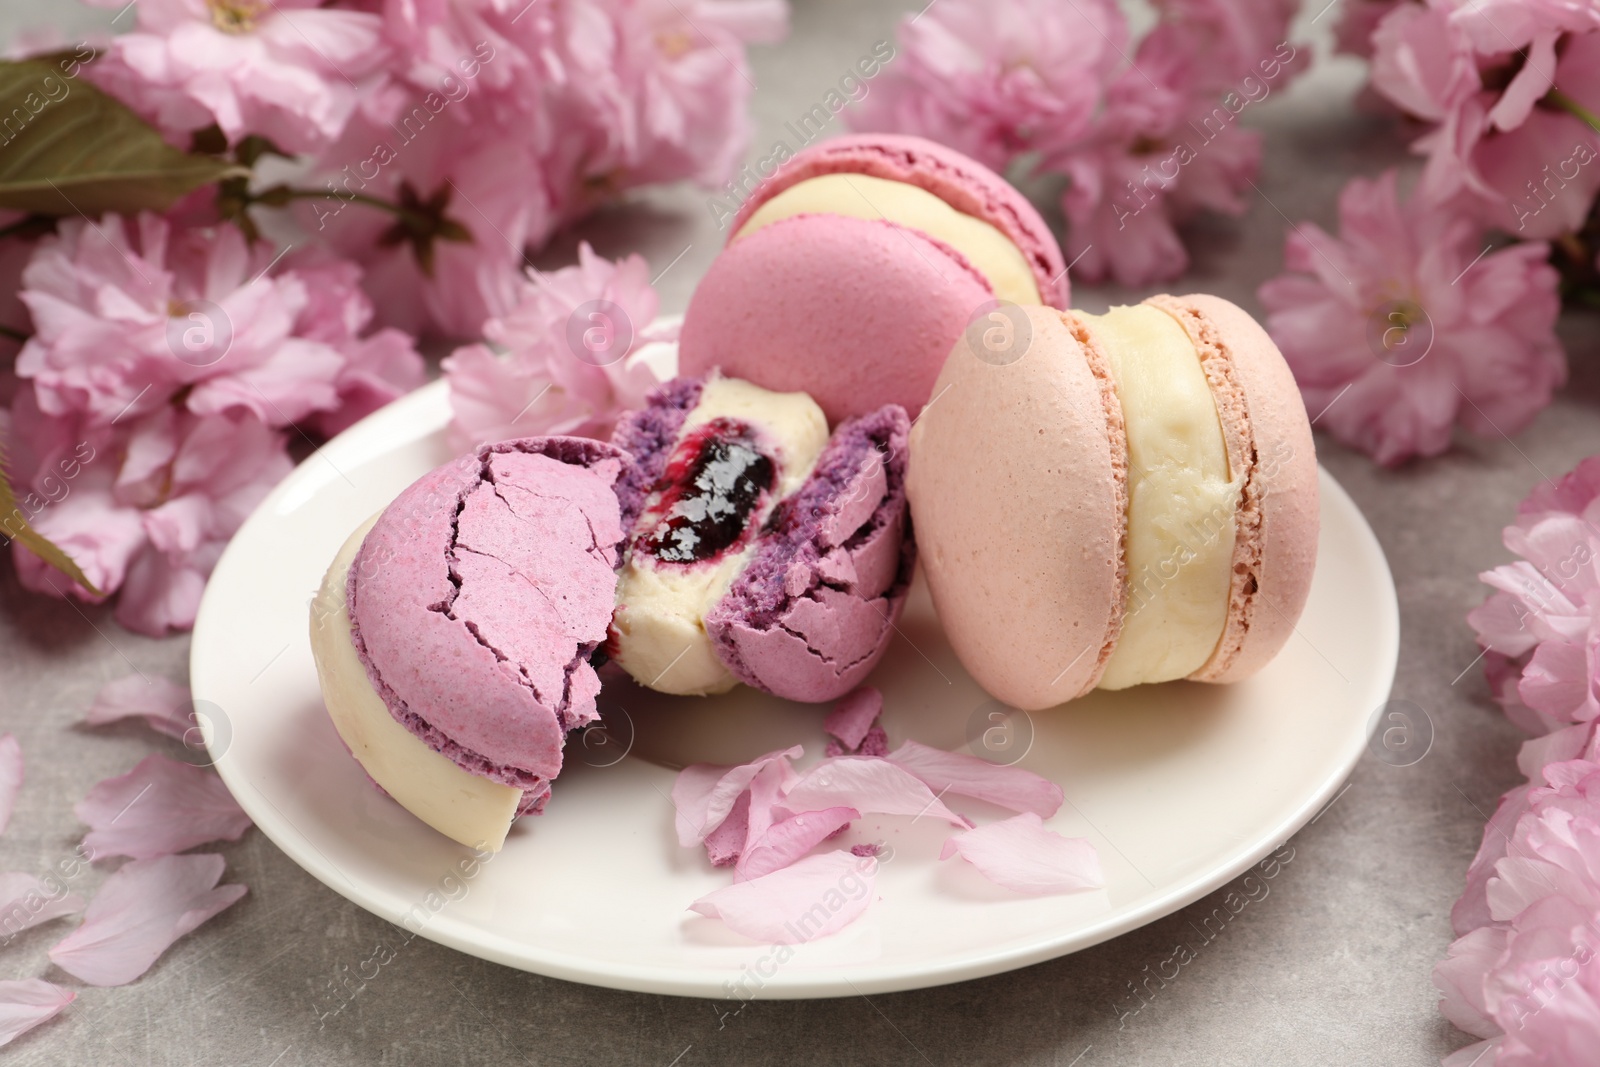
[[310, 376, 915, 848]]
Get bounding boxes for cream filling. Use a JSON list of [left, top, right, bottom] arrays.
[[310, 516, 522, 852], [735, 173, 1042, 306], [1086, 306, 1242, 690], [610, 376, 829, 696]]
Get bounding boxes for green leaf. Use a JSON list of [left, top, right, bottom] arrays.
[[0, 442, 101, 597], [0, 59, 247, 217]]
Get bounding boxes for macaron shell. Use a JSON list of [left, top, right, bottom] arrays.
[[347, 437, 628, 799], [907, 306, 1128, 710], [730, 132, 1070, 308], [707, 404, 916, 702], [678, 213, 995, 425], [1144, 294, 1319, 685]]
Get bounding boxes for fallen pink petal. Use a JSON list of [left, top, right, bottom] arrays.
[[82, 676, 194, 741], [0, 735, 19, 836], [671, 746, 803, 848], [690, 851, 878, 944], [780, 757, 972, 829], [736, 806, 860, 883], [49, 853, 246, 987], [0, 872, 85, 938], [887, 740, 1064, 819], [76, 754, 252, 861], [0, 979, 74, 1048], [939, 813, 1103, 895]]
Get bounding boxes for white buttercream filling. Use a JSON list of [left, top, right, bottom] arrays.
[[1086, 305, 1241, 690], [735, 173, 1042, 305]]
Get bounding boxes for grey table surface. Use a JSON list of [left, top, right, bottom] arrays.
[[3, 1, 1594, 1064]]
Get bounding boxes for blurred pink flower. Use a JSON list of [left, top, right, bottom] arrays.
[[1333, 0, 1411, 58], [281, 257, 425, 435], [847, 0, 1127, 172], [1151, 0, 1305, 92], [15, 213, 419, 432], [301, 104, 546, 339], [1469, 457, 1600, 734], [1435, 759, 1600, 1065], [1258, 170, 1564, 466], [7, 391, 291, 635], [607, 0, 786, 189], [1051, 26, 1267, 286], [1369, 1, 1600, 238], [83, 0, 387, 152], [301, 0, 782, 338], [443, 242, 672, 448]]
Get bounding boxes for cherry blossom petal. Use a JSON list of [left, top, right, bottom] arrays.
[[0, 735, 19, 836], [76, 755, 252, 861], [780, 757, 971, 828], [1434, 925, 1508, 1040], [887, 740, 1064, 818], [671, 746, 802, 847], [0, 872, 86, 938], [82, 676, 194, 741], [822, 687, 882, 752], [939, 812, 1102, 895], [736, 807, 859, 883], [49, 854, 247, 986], [690, 851, 877, 944], [0, 979, 74, 1047]]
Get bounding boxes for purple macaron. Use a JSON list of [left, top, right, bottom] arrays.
[[346, 436, 627, 815], [612, 377, 916, 703]]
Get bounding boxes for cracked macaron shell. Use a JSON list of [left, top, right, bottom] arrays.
[[727, 132, 1070, 309], [707, 403, 917, 702], [347, 437, 628, 810]]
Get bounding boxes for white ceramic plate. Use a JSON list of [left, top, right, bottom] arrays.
[[192, 377, 1399, 999]]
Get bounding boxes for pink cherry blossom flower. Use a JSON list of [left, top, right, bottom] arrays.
[[82, 0, 388, 153], [1434, 759, 1600, 1064], [77, 755, 252, 861], [299, 101, 547, 339], [8, 392, 292, 636], [1369, 1, 1600, 238], [17, 213, 350, 429], [279, 256, 425, 436], [1334, 0, 1408, 58], [1051, 26, 1266, 286], [442, 242, 672, 448], [49, 853, 246, 986], [1469, 457, 1600, 734], [1151, 0, 1305, 93], [0, 980, 74, 1048], [606, 0, 787, 190], [1258, 169, 1564, 466], [848, 0, 1127, 172]]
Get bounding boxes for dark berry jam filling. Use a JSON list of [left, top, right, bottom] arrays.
[[639, 417, 776, 564]]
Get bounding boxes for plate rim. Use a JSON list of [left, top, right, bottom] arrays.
[[193, 379, 1399, 999]]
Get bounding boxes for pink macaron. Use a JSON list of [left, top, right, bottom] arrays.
[[679, 134, 1069, 426], [906, 295, 1319, 711]]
